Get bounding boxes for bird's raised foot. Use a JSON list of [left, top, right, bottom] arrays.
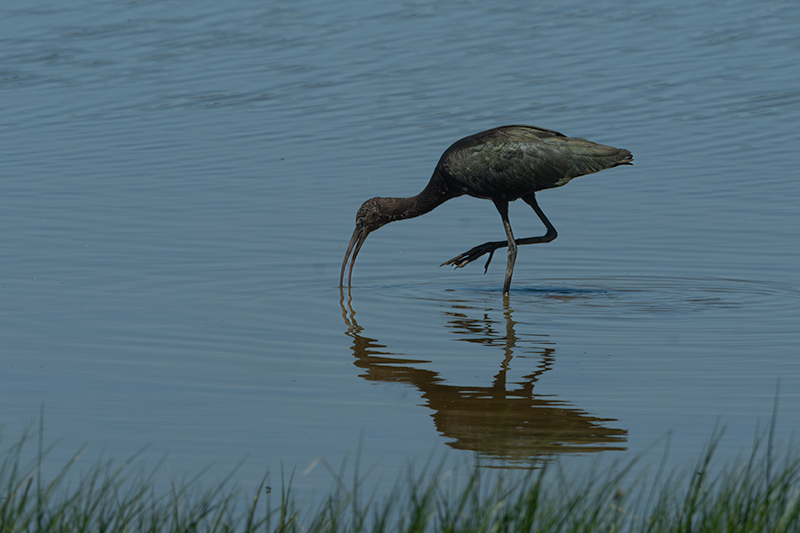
[[440, 241, 507, 273]]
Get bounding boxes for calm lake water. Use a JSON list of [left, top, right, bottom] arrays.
[[2, 0, 799, 496]]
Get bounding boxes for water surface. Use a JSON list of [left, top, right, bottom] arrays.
[[2, 0, 799, 494]]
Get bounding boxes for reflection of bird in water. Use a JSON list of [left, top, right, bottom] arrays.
[[341, 125, 632, 293], [339, 291, 627, 462]]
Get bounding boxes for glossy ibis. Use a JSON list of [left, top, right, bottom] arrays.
[[340, 125, 632, 293]]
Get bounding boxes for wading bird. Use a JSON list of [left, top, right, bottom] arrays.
[[340, 125, 632, 294]]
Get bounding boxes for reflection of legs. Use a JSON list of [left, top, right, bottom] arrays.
[[441, 193, 558, 278]]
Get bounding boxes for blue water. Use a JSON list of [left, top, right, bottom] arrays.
[[2, 0, 799, 495]]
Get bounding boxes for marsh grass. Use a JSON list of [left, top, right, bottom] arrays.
[[1, 426, 798, 533]]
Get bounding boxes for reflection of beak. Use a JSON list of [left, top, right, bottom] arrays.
[[340, 219, 368, 287]]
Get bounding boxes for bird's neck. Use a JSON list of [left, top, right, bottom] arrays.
[[385, 171, 457, 222]]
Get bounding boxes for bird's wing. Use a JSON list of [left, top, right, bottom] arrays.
[[441, 141, 567, 199], [444, 136, 631, 199]]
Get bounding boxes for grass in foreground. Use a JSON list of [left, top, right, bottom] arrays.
[[1, 427, 799, 533]]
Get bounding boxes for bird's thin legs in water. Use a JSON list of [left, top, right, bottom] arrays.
[[441, 192, 558, 272], [493, 199, 517, 294]]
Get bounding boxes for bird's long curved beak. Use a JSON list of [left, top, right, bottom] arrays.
[[340, 219, 368, 288]]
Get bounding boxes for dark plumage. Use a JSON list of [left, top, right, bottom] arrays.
[[340, 125, 632, 294]]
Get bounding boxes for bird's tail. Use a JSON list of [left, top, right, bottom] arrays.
[[616, 149, 633, 166], [567, 143, 633, 177]]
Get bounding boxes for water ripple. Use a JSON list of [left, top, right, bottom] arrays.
[[401, 276, 800, 317]]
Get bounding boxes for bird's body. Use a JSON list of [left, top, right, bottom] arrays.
[[440, 125, 630, 200], [341, 125, 632, 294]]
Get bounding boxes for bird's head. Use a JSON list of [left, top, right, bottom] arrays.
[[340, 197, 395, 288]]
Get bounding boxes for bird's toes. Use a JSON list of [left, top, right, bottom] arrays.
[[442, 243, 501, 270], [444, 251, 481, 269], [483, 250, 495, 273], [440, 254, 467, 269]]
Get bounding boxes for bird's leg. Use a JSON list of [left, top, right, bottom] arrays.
[[520, 193, 557, 243], [494, 199, 517, 294], [440, 193, 557, 272]]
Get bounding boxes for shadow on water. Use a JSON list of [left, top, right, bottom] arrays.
[[339, 288, 627, 466]]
